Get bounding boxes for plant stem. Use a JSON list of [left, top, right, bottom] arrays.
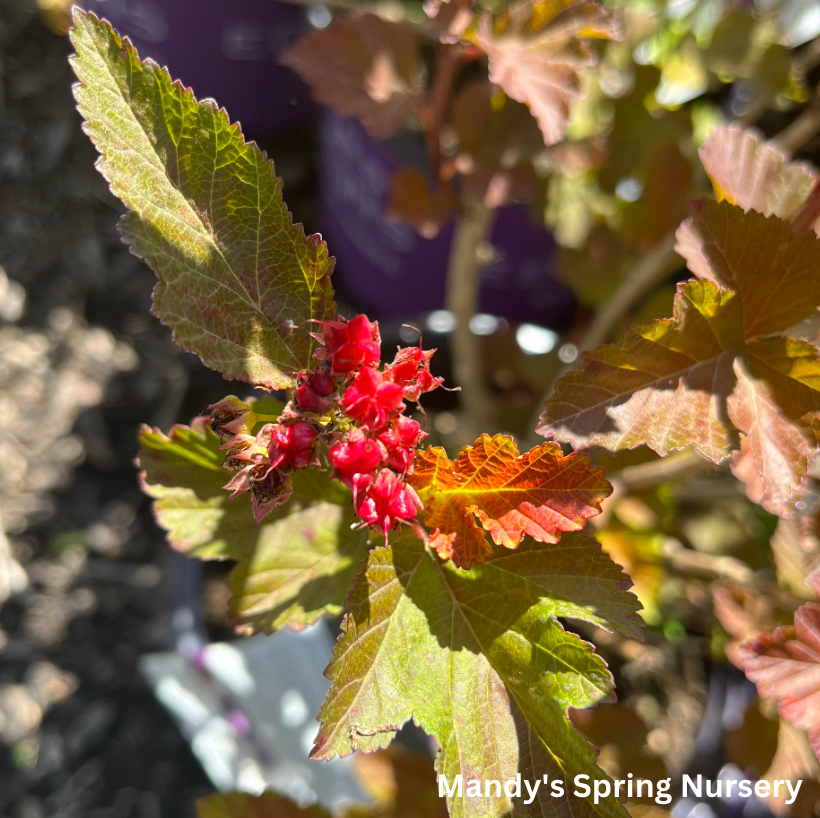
[[445, 201, 497, 434], [611, 449, 720, 492]]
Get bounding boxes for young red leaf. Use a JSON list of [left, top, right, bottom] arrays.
[[280, 14, 424, 141], [69, 10, 335, 390], [740, 603, 820, 763], [477, 0, 619, 146], [407, 434, 611, 568]]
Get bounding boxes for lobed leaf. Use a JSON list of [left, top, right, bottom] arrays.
[[280, 14, 424, 141], [477, 0, 618, 146], [678, 200, 820, 336], [698, 125, 815, 220], [539, 201, 820, 509], [312, 535, 641, 818], [138, 411, 369, 632], [407, 435, 611, 568], [740, 602, 820, 763], [69, 10, 335, 390], [676, 126, 820, 279]]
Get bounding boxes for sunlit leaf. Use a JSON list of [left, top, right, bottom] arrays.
[[407, 434, 611, 568], [539, 201, 820, 508], [698, 125, 816, 218], [281, 14, 424, 141], [312, 535, 641, 818], [69, 10, 335, 390]]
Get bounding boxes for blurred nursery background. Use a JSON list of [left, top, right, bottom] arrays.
[[2, 0, 820, 815]]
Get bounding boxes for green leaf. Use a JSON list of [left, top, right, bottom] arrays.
[[228, 503, 371, 634], [138, 410, 369, 632], [69, 9, 335, 390], [312, 535, 641, 818], [539, 202, 820, 511]]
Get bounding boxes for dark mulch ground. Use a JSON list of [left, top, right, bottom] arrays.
[[0, 5, 311, 815]]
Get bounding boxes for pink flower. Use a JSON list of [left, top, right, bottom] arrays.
[[294, 370, 336, 413], [318, 314, 380, 373], [384, 346, 443, 402], [329, 429, 382, 488], [268, 421, 316, 470], [341, 367, 405, 430], [355, 469, 422, 539]]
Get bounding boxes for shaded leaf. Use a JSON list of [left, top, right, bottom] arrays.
[[386, 169, 452, 239], [69, 10, 335, 390], [312, 535, 641, 818], [539, 202, 820, 508], [138, 411, 368, 632], [353, 746, 448, 818], [281, 14, 424, 141], [677, 127, 819, 281], [740, 602, 820, 762], [448, 81, 543, 209], [477, 0, 618, 146], [407, 434, 611, 568], [680, 201, 820, 337], [197, 792, 330, 818]]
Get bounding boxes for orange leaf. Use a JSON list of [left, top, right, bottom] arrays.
[[408, 434, 611, 568]]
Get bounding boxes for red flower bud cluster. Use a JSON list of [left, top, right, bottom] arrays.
[[209, 314, 442, 538]]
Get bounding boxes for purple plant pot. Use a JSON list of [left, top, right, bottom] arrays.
[[80, 0, 315, 140], [319, 111, 578, 329]]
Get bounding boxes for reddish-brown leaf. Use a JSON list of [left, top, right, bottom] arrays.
[[699, 125, 816, 220], [740, 603, 820, 763], [477, 0, 618, 146], [407, 434, 611, 568], [676, 126, 820, 280], [680, 201, 820, 337], [540, 202, 820, 510], [449, 81, 543, 208], [281, 14, 424, 140], [386, 169, 453, 238]]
